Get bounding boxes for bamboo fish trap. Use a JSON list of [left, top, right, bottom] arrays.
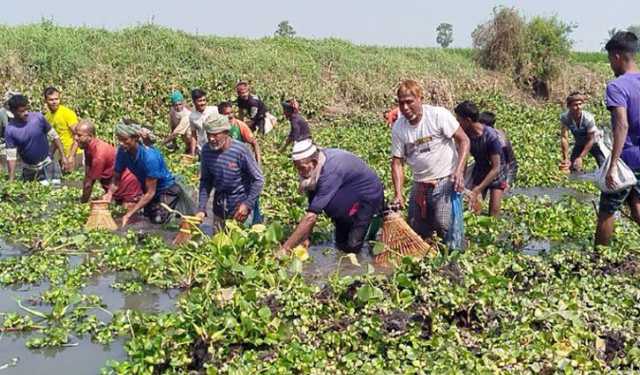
[[374, 210, 435, 265], [159, 203, 204, 246], [85, 200, 118, 231]]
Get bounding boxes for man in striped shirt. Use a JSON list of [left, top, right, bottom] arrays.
[[195, 113, 264, 232]]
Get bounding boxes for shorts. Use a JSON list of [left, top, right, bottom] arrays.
[[598, 171, 640, 214], [408, 178, 453, 240], [571, 142, 606, 168], [472, 164, 509, 196], [22, 159, 61, 185]]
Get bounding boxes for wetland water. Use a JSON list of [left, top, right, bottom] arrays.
[[0, 184, 594, 373]]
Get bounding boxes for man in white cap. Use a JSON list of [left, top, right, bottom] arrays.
[[195, 113, 264, 232], [280, 140, 384, 254]]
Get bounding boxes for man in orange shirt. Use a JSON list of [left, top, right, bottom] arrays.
[[218, 101, 261, 165]]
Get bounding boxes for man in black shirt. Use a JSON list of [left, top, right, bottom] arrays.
[[236, 81, 269, 134], [281, 99, 312, 151]]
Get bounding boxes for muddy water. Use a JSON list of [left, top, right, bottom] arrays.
[[0, 334, 126, 375], [522, 239, 553, 256], [81, 272, 180, 318], [509, 186, 595, 203], [302, 244, 393, 283]]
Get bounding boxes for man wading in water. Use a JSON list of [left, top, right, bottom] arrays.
[[595, 31, 640, 245]]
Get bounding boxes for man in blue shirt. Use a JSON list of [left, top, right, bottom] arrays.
[[455, 101, 507, 217], [4, 95, 66, 185], [103, 122, 194, 226], [280, 140, 384, 254], [195, 114, 264, 232]]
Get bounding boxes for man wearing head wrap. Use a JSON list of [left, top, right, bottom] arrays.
[[163, 90, 192, 153], [560, 92, 606, 171], [195, 113, 264, 232], [280, 140, 384, 255], [103, 122, 195, 226]]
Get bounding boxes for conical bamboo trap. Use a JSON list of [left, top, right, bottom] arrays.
[[85, 200, 118, 231], [374, 211, 436, 265], [159, 203, 204, 246], [173, 215, 203, 245]]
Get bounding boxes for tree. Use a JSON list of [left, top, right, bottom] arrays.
[[436, 23, 454, 48], [275, 21, 296, 38], [472, 7, 574, 99]]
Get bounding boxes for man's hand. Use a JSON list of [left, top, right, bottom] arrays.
[[606, 166, 616, 190], [468, 188, 482, 214], [102, 191, 113, 203], [450, 169, 465, 192], [572, 157, 583, 171], [67, 157, 75, 171], [392, 194, 405, 210], [121, 212, 133, 227], [195, 211, 206, 220], [233, 202, 251, 222]]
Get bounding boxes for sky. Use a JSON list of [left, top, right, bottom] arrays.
[[4, 0, 639, 51]]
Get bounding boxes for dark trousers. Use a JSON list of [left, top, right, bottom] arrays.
[[571, 142, 606, 168], [333, 198, 382, 253]]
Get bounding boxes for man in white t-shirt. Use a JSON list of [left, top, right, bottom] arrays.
[[189, 88, 219, 156], [391, 80, 470, 243]]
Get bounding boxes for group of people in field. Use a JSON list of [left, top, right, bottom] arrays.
[[1, 31, 639, 252]]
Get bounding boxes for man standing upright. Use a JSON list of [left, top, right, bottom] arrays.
[[44, 87, 82, 171], [195, 115, 264, 232], [391, 80, 469, 246], [188, 89, 218, 156], [595, 31, 640, 245], [5, 95, 66, 184], [163, 90, 192, 154]]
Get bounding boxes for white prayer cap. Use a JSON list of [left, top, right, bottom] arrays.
[[291, 139, 317, 161]]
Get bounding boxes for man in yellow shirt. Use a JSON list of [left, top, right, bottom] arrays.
[[44, 86, 82, 171]]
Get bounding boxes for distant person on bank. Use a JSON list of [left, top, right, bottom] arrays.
[[560, 92, 606, 171], [162, 90, 192, 154], [74, 120, 142, 207], [280, 140, 384, 255], [189, 89, 218, 156], [595, 31, 640, 245], [43, 87, 82, 172], [390, 80, 470, 246], [235, 81, 276, 134], [280, 99, 311, 151], [103, 122, 195, 226], [5, 94, 66, 185], [195, 114, 264, 232]]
